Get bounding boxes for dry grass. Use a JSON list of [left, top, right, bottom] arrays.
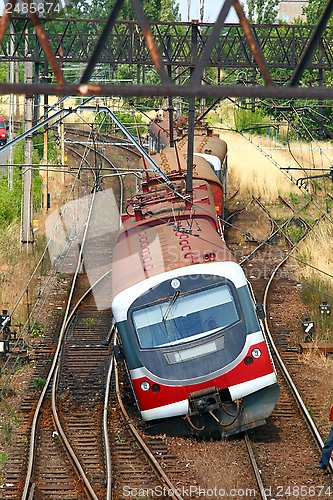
[[212, 126, 333, 340], [296, 220, 333, 326], [0, 220, 47, 326], [301, 350, 333, 370], [214, 128, 333, 202], [296, 221, 333, 289], [0, 166, 71, 328], [222, 131, 298, 200]]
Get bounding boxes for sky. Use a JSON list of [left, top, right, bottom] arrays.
[[176, 0, 238, 23]]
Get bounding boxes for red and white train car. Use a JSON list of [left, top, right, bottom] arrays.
[[111, 121, 279, 437]]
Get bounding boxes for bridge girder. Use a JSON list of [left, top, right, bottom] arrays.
[[0, 0, 333, 97]]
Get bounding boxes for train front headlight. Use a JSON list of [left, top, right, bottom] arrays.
[[140, 381, 150, 391], [251, 348, 262, 359]]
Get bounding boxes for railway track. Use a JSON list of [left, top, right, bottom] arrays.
[[2, 274, 191, 498], [64, 126, 142, 162], [226, 197, 333, 497], [111, 362, 191, 500], [2, 185, 115, 498], [2, 129, 333, 498], [0, 137, 197, 499], [64, 128, 144, 215]]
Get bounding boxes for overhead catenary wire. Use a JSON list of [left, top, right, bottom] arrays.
[[222, 113, 333, 227], [121, 107, 333, 302], [3, 103, 333, 390], [59, 107, 333, 301], [0, 160, 88, 396]]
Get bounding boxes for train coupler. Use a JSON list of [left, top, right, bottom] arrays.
[[188, 387, 222, 415]]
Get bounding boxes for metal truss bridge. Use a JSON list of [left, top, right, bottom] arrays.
[[1, 0, 333, 99], [2, 18, 333, 71]]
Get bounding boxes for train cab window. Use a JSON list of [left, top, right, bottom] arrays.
[[132, 284, 239, 349]]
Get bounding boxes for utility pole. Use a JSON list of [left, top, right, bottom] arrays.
[[41, 64, 51, 212], [21, 53, 34, 250], [200, 0, 206, 115], [58, 39, 66, 183], [167, 36, 174, 148], [8, 24, 14, 190]]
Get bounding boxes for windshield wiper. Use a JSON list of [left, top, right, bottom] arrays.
[[162, 290, 180, 322]]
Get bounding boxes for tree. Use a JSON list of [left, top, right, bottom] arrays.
[[65, 0, 181, 22], [302, 0, 333, 25], [244, 0, 279, 23]]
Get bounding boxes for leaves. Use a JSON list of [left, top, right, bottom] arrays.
[[0, 128, 47, 228], [244, 0, 279, 23], [64, 0, 181, 22], [302, 0, 333, 25]]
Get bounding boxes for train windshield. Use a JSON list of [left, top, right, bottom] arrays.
[[132, 284, 239, 349]]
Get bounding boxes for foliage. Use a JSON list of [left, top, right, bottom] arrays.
[[281, 220, 306, 243], [0, 403, 19, 444], [0, 419, 13, 444], [0, 63, 9, 87], [0, 128, 60, 229], [258, 98, 333, 141], [95, 110, 148, 137], [302, 0, 333, 25], [0, 170, 22, 228], [43, 0, 183, 108], [30, 321, 45, 338], [64, 0, 181, 21], [289, 193, 300, 206], [244, 0, 279, 23], [33, 131, 59, 164], [32, 377, 46, 390], [11, 133, 43, 214], [234, 105, 271, 135], [82, 317, 96, 330], [0, 452, 8, 467], [50, 0, 182, 93], [299, 277, 333, 341], [56, 272, 67, 281], [325, 194, 333, 212]]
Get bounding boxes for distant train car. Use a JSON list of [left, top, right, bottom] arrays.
[[140, 146, 225, 218], [148, 115, 169, 152], [0, 116, 7, 146], [178, 133, 228, 183], [111, 117, 279, 438], [148, 115, 227, 181]]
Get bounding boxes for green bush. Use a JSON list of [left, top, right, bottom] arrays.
[[94, 110, 147, 137], [0, 127, 58, 228], [30, 321, 45, 338], [32, 377, 46, 390], [234, 106, 272, 135], [0, 452, 8, 470]]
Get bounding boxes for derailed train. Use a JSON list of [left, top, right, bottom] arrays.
[[111, 115, 280, 438]]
